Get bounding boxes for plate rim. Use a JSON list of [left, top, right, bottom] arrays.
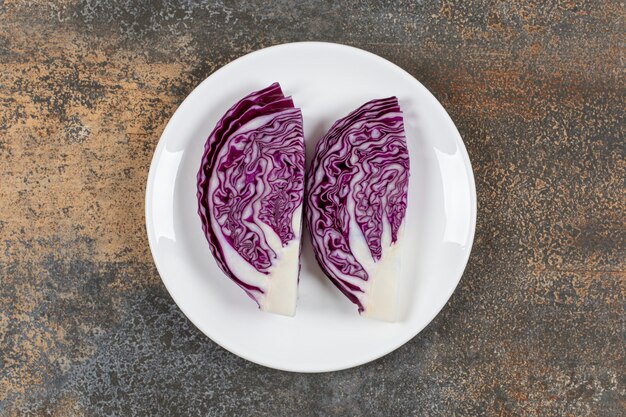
[[145, 41, 477, 373]]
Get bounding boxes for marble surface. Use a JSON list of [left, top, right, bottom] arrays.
[[0, 1, 624, 415]]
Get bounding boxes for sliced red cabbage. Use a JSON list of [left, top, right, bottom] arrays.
[[306, 97, 410, 321], [197, 83, 304, 316]]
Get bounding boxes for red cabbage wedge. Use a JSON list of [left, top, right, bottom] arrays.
[[197, 83, 304, 316], [306, 97, 410, 321]]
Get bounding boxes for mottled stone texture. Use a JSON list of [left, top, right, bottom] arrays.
[[0, 0, 624, 415]]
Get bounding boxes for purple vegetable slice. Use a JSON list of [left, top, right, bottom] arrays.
[[306, 97, 410, 321], [197, 83, 304, 316]]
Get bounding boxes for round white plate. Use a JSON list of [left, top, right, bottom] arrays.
[[145, 42, 476, 372]]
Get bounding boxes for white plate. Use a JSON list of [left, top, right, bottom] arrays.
[[145, 42, 476, 372]]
